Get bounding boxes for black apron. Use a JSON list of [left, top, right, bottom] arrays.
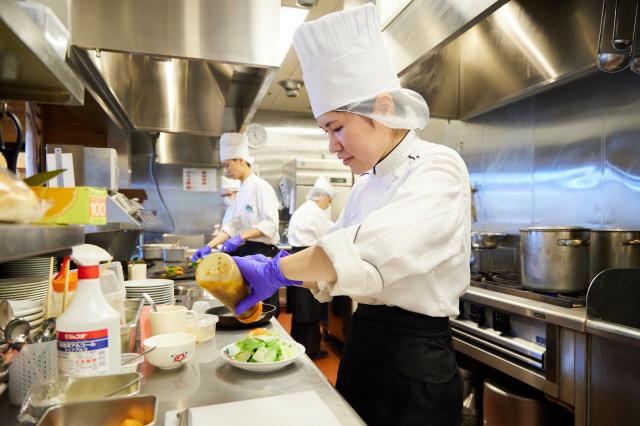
[[336, 304, 462, 426], [286, 246, 326, 355], [228, 241, 280, 317]]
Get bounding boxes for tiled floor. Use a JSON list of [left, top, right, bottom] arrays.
[[277, 312, 341, 385]]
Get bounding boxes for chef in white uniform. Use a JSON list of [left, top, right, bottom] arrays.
[[192, 132, 281, 312], [220, 176, 241, 226], [229, 5, 470, 425], [286, 176, 336, 359]]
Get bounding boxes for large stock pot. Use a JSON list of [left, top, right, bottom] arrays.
[[520, 227, 590, 293], [589, 229, 640, 281]]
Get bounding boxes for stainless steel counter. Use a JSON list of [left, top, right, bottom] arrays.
[[0, 319, 363, 425], [462, 286, 587, 332]]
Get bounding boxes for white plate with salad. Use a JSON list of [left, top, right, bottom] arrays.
[[220, 328, 305, 372]]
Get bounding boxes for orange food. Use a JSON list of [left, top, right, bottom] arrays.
[[248, 327, 270, 336], [120, 419, 144, 426]]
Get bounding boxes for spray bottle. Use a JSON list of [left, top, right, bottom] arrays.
[[57, 244, 121, 376]]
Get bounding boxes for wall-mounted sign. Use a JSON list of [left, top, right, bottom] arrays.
[[183, 168, 217, 192]]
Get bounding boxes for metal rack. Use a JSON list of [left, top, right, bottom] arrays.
[[0, 224, 84, 263]]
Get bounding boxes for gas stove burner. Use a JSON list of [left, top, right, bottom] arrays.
[[470, 269, 586, 308]]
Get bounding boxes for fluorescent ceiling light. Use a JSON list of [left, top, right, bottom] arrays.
[[279, 6, 309, 64]]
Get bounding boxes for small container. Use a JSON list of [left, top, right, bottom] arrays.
[[186, 314, 219, 342], [120, 353, 143, 373], [195, 252, 262, 323]]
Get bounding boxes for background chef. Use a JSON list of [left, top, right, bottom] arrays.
[[229, 5, 471, 425], [192, 132, 282, 314], [286, 176, 336, 359]]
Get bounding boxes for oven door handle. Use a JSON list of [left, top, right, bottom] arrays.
[[452, 327, 544, 370]]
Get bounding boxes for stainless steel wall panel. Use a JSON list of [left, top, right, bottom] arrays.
[[602, 72, 640, 229], [531, 76, 604, 227]]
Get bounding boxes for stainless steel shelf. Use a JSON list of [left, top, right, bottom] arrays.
[[0, 224, 84, 262], [0, 0, 84, 105]]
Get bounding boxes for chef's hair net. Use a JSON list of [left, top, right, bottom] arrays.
[[335, 89, 429, 130], [307, 188, 332, 201]]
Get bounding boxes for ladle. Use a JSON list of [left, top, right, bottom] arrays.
[[630, 1, 640, 73], [4, 319, 31, 345], [41, 317, 57, 341], [0, 300, 15, 340], [597, 0, 632, 72]]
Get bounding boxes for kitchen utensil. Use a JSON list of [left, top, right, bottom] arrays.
[[589, 229, 640, 281], [612, 0, 636, 50], [132, 297, 145, 324], [0, 300, 15, 339], [36, 394, 157, 426], [206, 303, 276, 329], [143, 332, 195, 369], [520, 227, 590, 293], [0, 102, 24, 173], [122, 346, 156, 366], [4, 319, 31, 344], [142, 292, 157, 312], [41, 317, 57, 341], [630, 1, 640, 73], [103, 374, 142, 398], [177, 407, 192, 426], [597, 0, 632, 72], [471, 232, 506, 249], [149, 305, 197, 336]]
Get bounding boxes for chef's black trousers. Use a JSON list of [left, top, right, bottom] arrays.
[[286, 246, 326, 356], [228, 241, 280, 317], [336, 304, 462, 426]]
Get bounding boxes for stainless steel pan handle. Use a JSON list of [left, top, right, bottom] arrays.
[[557, 239, 590, 247]]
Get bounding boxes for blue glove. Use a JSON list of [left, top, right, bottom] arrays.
[[191, 245, 212, 262], [234, 250, 302, 315], [221, 235, 244, 253]]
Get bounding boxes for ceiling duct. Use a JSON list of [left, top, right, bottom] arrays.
[[67, 0, 280, 136], [384, 0, 603, 119]]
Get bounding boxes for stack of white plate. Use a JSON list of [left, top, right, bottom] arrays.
[[8, 299, 45, 329], [125, 279, 174, 305], [0, 277, 49, 302], [0, 257, 58, 278]]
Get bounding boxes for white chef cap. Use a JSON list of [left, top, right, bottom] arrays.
[[219, 132, 254, 164], [307, 176, 337, 201], [220, 176, 241, 194], [292, 4, 428, 130]]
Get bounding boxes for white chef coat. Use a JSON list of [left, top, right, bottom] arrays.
[[221, 204, 234, 226], [288, 200, 334, 247], [222, 174, 280, 246], [315, 131, 471, 317]]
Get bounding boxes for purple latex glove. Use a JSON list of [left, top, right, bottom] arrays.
[[191, 245, 212, 262], [221, 235, 244, 253], [234, 250, 302, 315]]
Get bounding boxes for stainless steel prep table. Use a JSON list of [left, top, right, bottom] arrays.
[[0, 319, 364, 425]]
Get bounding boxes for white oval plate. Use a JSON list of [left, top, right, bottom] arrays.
[[220, 341, 305, 372], [125, 279, 174, 288]]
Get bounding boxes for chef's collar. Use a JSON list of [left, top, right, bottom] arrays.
[[241, 173, 257, 185], [372, 130, 418, 176]]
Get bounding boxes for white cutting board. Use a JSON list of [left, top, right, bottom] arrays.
[[165, 391, 342, 426]]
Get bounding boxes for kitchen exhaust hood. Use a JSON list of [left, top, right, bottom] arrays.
[[67, 0, 280, 136], [385, 0, 603, 119]]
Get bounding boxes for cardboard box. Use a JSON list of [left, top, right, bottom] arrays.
[[32, 187, 107, 225]]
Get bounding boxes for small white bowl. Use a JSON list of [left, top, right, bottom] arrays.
[[120, 352, 143, 373], [143, 332, 196, 369]]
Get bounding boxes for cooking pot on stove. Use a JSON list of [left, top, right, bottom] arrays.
[[471, 232, 506, 249], [589, 229, 640, 281], [520, 227, 590, 293]]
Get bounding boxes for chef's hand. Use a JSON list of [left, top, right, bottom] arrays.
[[234, 250, 302, 315], [191, 245, 212, 262], [221, 235, 244, 253]]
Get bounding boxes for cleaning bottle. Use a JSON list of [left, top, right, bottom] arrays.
[[57, 244, 121, 376]]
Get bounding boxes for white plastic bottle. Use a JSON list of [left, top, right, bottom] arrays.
[[57, 244, 121, 376]]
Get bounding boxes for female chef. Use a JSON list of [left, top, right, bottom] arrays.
[[231, 5, 470, 425]]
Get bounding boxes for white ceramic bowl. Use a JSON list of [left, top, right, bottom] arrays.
[[220, 341, 305, 372], [143, 332, 196, 369]]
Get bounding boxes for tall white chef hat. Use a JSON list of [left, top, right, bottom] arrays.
[[220, 176, 241, 194], [219, 132, 254, 164], [292, 4, 428, 129], [307, 176, 337, 201]]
